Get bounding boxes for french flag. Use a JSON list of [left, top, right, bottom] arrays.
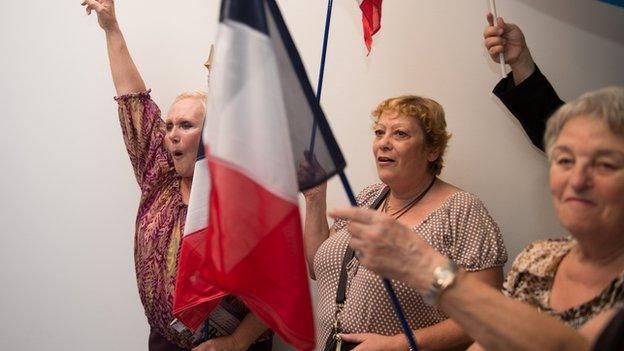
[[173, 1, 346, 350]]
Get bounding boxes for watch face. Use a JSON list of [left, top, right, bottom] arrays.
[[438, 268, 454, 282], [433, 263, 457, 287]]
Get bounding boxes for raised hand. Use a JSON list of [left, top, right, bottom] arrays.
[[484, 13, 535, 84], [81, 0, 118, 32], [298, 150, 328, 199]]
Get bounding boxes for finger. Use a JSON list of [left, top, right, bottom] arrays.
[[489, 45, 504, 58], [340, 333, 367, 343], [349, 236, 369, 259], [486, 12, 494, 26], [82, 0, 105, 12], [483, 25, 503, 39], [484, 36, 505, 49], [497, 16, 505, 28], [328, 206, 375, 224], [346, 221, 375, 240]]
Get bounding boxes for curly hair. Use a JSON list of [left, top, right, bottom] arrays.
[[372, 95, 452, 175]]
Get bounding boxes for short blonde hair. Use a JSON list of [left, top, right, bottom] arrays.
[[544, 86, 624, 159], [372, 95, 451, 175], [172, 90, 208, 110]]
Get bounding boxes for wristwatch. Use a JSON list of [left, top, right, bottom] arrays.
[[424, 260, 458, 305]]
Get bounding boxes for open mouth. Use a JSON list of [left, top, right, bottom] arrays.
[[377, 156, 395, 165], [172, 150, 184, 159]]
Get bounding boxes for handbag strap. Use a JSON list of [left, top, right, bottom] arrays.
[[335, 186, 390, 304]]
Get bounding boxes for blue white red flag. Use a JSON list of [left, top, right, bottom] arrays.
[[173, 0, 346, 350]]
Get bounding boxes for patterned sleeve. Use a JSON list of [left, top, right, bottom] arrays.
[[114, 90, 175, 194], [331, 183, 385, 233], [501, 245, 530, 298], [502, 238, 566, 297], [446, 193, 508, 271]]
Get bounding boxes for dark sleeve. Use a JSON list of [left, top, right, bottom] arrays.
[[493, 66, 565, 150], [592, 309, 624, 351]]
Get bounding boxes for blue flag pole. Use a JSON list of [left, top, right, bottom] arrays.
[[337, 172, 420, 351], [310, 2, 419, 349], [308, 0, 334, 152]]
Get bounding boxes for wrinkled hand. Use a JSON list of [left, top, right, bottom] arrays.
[[340, 332, 405, 351], [81, 0, 118, 32], [483, 13, 535, 83], [298, 150, 327, 199], [192, 335, 245, 351], [328, 206, 446, 292], [483, 13, 528, 65]]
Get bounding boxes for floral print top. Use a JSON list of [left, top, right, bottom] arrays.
[[503, 237, 624, 329]]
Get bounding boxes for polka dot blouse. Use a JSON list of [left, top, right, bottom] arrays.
[[313, 183, 508, 346]]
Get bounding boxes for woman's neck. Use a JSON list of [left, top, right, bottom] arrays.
[[180, 177, 193, 205], [573, 234, 624, 268], [388, 173, 435, 201]]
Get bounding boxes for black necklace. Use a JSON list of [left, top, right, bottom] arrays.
[[382, 177, 436, 220]]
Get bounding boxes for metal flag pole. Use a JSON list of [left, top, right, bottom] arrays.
[[488, 0, 507, 78]]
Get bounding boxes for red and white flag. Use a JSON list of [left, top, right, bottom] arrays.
[[357, 0, 383, 54], [173, 0, 346, 350]]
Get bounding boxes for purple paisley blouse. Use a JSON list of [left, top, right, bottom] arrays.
[[115, 90, 193, 347]]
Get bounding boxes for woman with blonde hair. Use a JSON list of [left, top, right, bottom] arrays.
[[82, 0, 270, 349]]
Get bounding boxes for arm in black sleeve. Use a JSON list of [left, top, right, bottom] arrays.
[[493, 66, 564, 151]]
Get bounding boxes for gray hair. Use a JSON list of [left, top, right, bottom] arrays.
[[544, 86, 624, 158]]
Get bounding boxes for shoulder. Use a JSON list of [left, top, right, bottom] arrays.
[[355, 183, 386, 208], [443, 191, 492, 216], [511, 237, 573, 275]]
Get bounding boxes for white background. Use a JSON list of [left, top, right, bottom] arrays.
[[0, 0, 623, 350]]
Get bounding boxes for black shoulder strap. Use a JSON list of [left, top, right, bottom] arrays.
[[335, 186, 389, 304]]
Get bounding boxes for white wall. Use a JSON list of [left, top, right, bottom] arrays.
[[1, 1, 623, 350]]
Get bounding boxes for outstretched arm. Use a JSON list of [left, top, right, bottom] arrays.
[[332, 206, 592, 351], [83, 0, 146, 95]]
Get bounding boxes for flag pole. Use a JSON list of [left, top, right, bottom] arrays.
[[338, 171, 420, 351], [309, 0, 334, 153], [488, 0, 507, 78]]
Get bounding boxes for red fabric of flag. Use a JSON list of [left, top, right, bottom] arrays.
[[173, 0, 347, 349], [358, 0, 383, 54]]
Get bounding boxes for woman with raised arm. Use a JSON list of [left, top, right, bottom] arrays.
[[82, 1, 270, 350], [483, 13, 564, 151]]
